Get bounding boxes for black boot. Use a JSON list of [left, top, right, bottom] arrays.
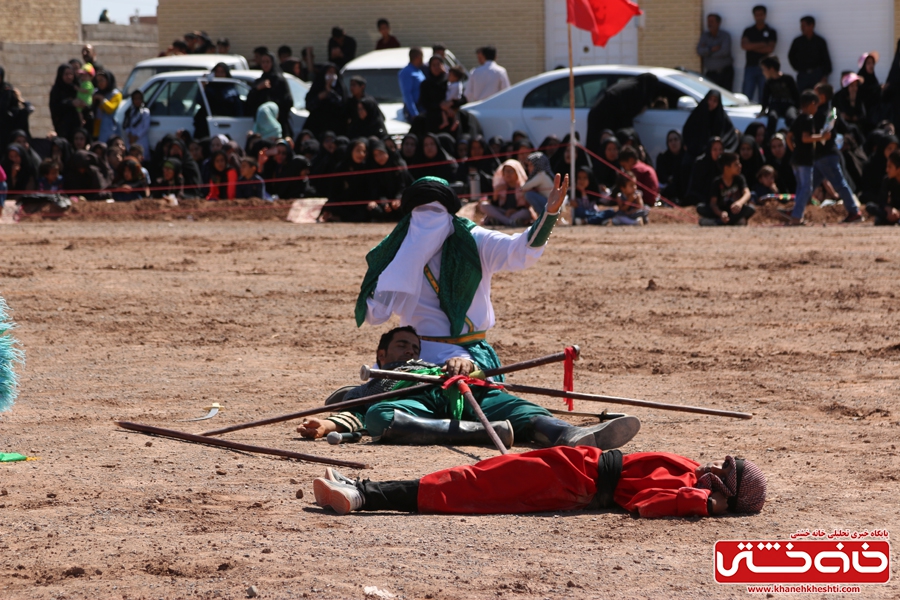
[[529, 415, 640, 449], [378, 410, 514, 447]]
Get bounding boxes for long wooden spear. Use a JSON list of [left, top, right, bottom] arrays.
[[358, 367, 753, 420]]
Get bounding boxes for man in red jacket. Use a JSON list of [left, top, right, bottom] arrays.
[[313, 446, 767, 518]]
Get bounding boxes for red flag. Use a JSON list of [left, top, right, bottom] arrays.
[[567, 0, 643, 47]]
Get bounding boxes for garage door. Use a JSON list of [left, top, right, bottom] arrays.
[[703, 0, 894, 96], [544, 0, 640, 71]]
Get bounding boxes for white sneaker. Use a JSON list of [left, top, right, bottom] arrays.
[[313, 478, 364, 515]]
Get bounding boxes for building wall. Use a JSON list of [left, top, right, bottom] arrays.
[[1, 0, 81, 43], [157, 0, 545, 84], [638, 0, 703, 70]]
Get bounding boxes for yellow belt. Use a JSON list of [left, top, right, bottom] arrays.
[[423, 264, 477, 334], [420, 331, 486, 345]]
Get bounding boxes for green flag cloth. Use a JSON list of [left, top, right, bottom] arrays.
[[0, 452, 27, 462]]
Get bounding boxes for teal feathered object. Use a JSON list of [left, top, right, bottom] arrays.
[[0, 297, 24, 412]]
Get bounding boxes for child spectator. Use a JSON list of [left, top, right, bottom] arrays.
[[521, 152, 555, 212], [788, 90, 829, 225], [866, 149, 900, 225], [37, 159, 63, 192], [128, 145, 151, 182], [481, 159, 533, 226], [205, 150, 238, 200], [112, 157, 149, 201], [445, 66, 466, 103], [152, 158, 184, 200], [760, 56, 799, 127], [235, 157, 268, 200], [618, 145, 659, 199], [752, 165, 780, 203], [698, 151, 756, 226], [123, 90, 150, 160], [610, 171, 649, 226], [572, 166, 613, 225]]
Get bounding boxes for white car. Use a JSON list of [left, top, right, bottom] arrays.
[[461, 65, 765, 161], [341, 47, 465, 137], [122, 54, 250, 97], [115, 70, 310, 149]]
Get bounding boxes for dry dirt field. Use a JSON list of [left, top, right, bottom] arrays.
[[0, 217, 898, 600]]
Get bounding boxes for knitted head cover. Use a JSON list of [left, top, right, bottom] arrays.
[[695, 455, 767, 513], [401, 176, 461, 215]]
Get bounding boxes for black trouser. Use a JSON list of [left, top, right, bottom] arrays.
[[698, 202, 756, 224], [357, 480, 420, 512], [864, 202, 897, 226], [705, 66, 734, 92]]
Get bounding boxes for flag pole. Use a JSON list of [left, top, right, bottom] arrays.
[[567, 23, 576, 205]]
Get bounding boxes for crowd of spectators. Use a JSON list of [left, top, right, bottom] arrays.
[[2, 10, 900, 227]]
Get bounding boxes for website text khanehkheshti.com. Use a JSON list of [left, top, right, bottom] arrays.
[[747, 584, 862, 594]]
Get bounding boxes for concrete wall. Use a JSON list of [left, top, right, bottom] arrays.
[[2, 0, 81, 43], [0, 25, 159, 138], [157, 0, 544, 84], [638, 0, 703, 70]]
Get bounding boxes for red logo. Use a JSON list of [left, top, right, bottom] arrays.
[[714, 540, 890, 584]]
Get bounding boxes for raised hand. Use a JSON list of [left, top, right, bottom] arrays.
[[546, 174, 569, 214]]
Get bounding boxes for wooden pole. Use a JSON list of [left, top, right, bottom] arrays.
[[568, 23, 577, 206], [359, 368, 753, 420], [202, 348, 578, 437], [458, 383, 509, 454], [116, 421, 369, 469]]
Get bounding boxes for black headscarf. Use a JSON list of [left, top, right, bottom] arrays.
[[656, 130, 687, 201], [246, 52, 295, 139], [592, 138, 621, 189], [586, 74, 658, 157], [168, 138, 201, 197], [49, 64, 80, 143], [409, 132, 457, 182], [551, 133, 591, 179], [682, 91, 738, 158], [1, 143, 37, 191], [764, 133, 796, 193], [861, 134, 899, 198], [684, 137, 724, 206], [152, 157, 184, 198], [64, 149, 108, 199], [401, 175, 461, 214], [418, 57, 448, 116], [304, 62, 346, 138], [738, 135, 765, 182], [368, 137, 411, 203], [0, 66, 28, 147], [857, 60, 882, 116], [347, 97, 387, 139]]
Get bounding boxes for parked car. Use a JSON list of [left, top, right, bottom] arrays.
[[122, 54, 250, 97], [114, 70, 309, 149], [461, 65, 765, 161], [341, 47, 464, 137]]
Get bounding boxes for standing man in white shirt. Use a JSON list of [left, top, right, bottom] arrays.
[[465, 46, 510, 103]]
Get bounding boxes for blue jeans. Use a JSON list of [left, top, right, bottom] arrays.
[[742, 65, 766, 102], [813, 153, 859, 215], [792, 165, 814, 220], [0, 181, 7, 204], [524, 190, 548, 212]]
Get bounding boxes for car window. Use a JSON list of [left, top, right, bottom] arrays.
[[575, 75, 617, 108], [666, 73, 749, 107], [141, 80, 163, 105], [650, 82, 684, 110], [342, 69, 402, 104], [203, 80, 250, 116], [124, 67, 158, 97], [523, 75, 615, 109], [149, 81, 202, 117], [286, 78, 307, 111]]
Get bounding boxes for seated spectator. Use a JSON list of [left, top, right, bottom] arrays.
[[618, 145, 659, 199], [684, 137, 724, 206], [698, 151, 755, 226], [656, 130, 687, 202], [2, 144, 37, 192], [50, 137, 73, 169], [833, 73, 866, 130], [551, 133, 591, 180], [72, 128, 90, 152], [305, 64, 346, 138], [521, 152, 555, 212], [152, 158, 184, 200], [322, 138, 373, 222], [205, 150, 238, 200], [738, 136, 765, 184], [481, 159, 533, 226], [259, 139, 308, 200], [408, 133, 457, 182], [571, 166, 610, 224], [123, 90, 150, 160], [376, 18, 400, 50], [235, 157, 268, 200], [866, 148, 900, 225], [112, 157, 149, 201], [348, 97, 386, 139], [609, 171, 649, 226], [765, 133, 796, 192], [167, 139, 202, 198], [253, 101, 283, 142], [860, 135, 899, 204], [65, 150, 108, 200], [615, 128, 652, 168], [760, 56, 799, 128], [367, 138, 409, 220], [752, 164, 780, 203], [593, 138, 621, 190], [106, 146, 123, 176], [745, 122, 767, 148], [37, 159, 63, 192]]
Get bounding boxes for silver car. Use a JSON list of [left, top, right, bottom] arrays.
[[461, 65, 765, 161], [115, 70, 310, 149]]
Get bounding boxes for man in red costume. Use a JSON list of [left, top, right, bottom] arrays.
[[313, 446, 766, 518]]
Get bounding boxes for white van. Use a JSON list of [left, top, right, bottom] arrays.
[[122, 54, 250, 96]]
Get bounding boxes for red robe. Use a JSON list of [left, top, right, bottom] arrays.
[[417, 446, 710, 518]]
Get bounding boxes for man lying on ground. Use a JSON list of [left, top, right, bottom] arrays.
[[313, 447, 767, 518], [298, 326, 640, 449]]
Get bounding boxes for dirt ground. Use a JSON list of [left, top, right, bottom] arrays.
[[0, 217, 898, 600]]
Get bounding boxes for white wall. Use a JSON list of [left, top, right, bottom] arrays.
[[704, 0, 894, 93]]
